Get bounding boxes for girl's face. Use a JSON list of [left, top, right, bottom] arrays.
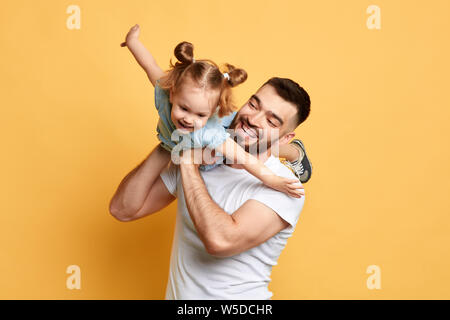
[[169, 79, 219, 133]]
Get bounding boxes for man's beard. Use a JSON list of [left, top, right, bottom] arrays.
[[228, 132, 272, 155]]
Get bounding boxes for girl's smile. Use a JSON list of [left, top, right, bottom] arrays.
[[170, 79, 218, 133]]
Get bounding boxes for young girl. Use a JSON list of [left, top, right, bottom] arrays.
[[121, 24, 304, 198]]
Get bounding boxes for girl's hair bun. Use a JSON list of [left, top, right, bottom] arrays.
[[174, 41, 194, 65], [159, 42, 248, 118], [224, 63, 248, 88]]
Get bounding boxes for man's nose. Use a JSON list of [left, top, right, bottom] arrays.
[[247, 112, 264, 127]]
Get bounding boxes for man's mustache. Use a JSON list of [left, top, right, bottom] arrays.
[[239, 118, 261, 138]]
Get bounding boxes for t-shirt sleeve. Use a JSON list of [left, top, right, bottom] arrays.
[[154, 80, 169, 112], [154, 80, 178, 151], [159, 161, 179, 197], [249, 178, 305, 228]]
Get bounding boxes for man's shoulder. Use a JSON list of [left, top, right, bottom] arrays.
[[266, 156, 300, 181], [249, 156, 305, 229], [257, 155, 305, 204]]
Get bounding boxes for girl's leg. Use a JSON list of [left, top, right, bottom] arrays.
[[279, 139, 313, 183]]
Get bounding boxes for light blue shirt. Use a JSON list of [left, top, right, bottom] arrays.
[[154, 80, 237, 171]]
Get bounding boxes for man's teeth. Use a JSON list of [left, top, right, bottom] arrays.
[[242, 123, 257, 138]]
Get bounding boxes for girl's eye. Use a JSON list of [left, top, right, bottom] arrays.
[[249, 102, 256, 109], [180, 106, 187, 111], [268, 119, 276, 127]]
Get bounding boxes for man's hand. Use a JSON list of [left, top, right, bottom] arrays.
[[120, 24, 140, 47]]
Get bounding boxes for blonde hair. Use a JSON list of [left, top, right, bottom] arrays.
[[158, 41, 247, 118]]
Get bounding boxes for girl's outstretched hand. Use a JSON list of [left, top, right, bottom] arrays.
[[264, 175, 304, 198], [120, 24, 140, 47]]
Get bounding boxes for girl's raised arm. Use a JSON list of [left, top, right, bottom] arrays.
[[215, 137, 304, 198], [120, 24, 165, 87]]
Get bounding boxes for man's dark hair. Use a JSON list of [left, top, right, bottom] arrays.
[[263, 77, 311, 127]]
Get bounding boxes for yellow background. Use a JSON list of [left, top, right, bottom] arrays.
[[1, 0, 449, 299]]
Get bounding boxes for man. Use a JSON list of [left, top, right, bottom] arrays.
[[109, 77, 311, 299]]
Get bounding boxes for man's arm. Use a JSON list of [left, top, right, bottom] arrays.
[[109, 143, 175, 222], [179, 159, 292, 258]]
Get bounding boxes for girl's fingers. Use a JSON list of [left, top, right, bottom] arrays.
[[288, 188, 304, 196], [287, 183, 304, 190], [289, 192, 302, 198], [283, 178, 302, 184]]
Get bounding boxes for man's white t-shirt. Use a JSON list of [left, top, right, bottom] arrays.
[[159, 155, 305, 300]]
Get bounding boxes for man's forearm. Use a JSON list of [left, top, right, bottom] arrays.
[[179, 162, 236, 253], [110, 143, 171, 217]]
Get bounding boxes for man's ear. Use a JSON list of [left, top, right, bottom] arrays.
[[280, 131, 296, 145]]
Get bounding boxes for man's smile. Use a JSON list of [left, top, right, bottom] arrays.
[[236, 119, 259, 139]]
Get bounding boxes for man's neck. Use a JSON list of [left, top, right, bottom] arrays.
[[225, 148, 272, 169]]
